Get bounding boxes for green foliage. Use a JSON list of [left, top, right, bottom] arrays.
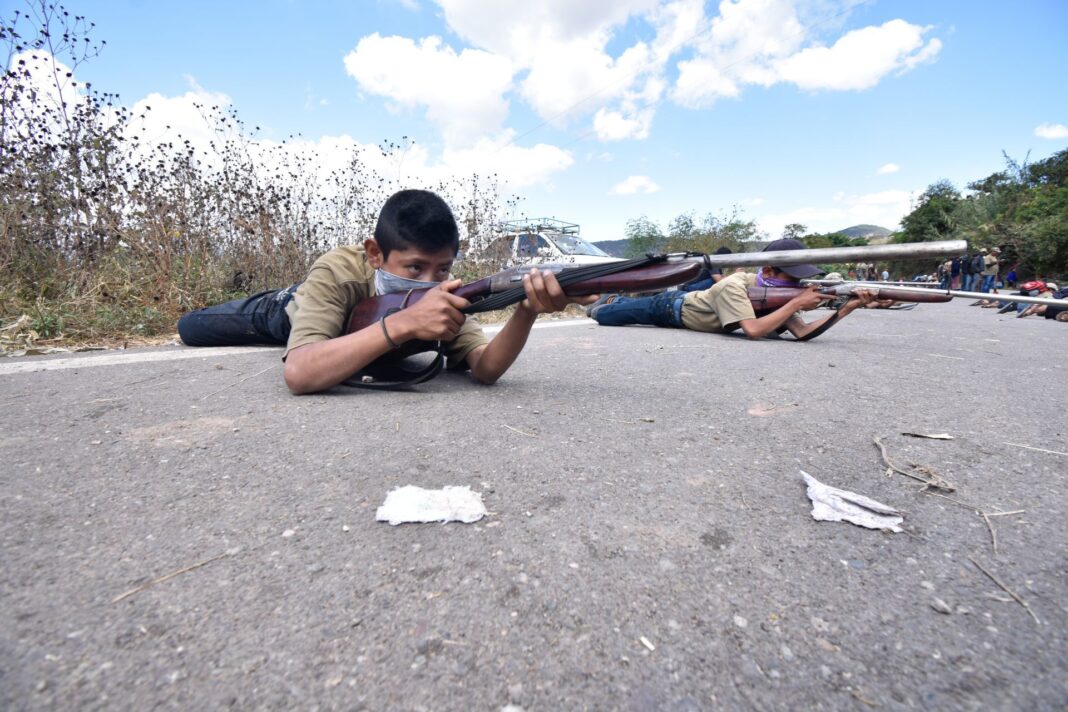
[[663, 207, 762, 254], [895, 149, 1068, 279], [803, 232, 868, 249], [900, 179, 961, 243], [623, 215, 666, 257]]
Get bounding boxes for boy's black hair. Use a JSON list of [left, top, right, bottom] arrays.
[[374, 189, 459, 258]]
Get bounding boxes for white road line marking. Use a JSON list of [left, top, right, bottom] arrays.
[[0, 346, 280, 375], [0, 319, 595, 376]]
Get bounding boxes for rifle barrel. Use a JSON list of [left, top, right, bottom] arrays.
[[843, 284, 1064, 307]]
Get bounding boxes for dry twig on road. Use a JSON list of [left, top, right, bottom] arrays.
[[969, 556, 1040, 625], [112, 552, 231, 603], [873, 435, 954, 492]]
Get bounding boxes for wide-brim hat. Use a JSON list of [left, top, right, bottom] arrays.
[[762, 238, 823, 279]]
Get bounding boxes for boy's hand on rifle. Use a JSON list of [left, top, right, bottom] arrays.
[[518, 268, 599, 315], [391, 279, 469, 342], [841, 287, 877, 313], [791, 286, 835, 311]]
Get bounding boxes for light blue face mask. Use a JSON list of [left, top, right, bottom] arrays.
[[374, 269, 440, 295]]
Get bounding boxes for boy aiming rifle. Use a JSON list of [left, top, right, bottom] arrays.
[[586, 238, 879, 341], [178, 189, 598, 394]]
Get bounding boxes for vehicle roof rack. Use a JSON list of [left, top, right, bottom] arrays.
[[499, 218, 580, 236]]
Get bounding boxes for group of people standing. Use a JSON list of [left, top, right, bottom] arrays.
[[852, 262, 888, 282], [937, 248, 1003, 292]]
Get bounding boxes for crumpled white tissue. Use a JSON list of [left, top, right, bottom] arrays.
[[376, 485, 487, 526], [801, 471, 903, 533]]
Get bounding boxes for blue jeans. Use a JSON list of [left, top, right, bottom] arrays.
[[679, 276, 716, 292], [593, 291, 686, 328], [980, 275, 996, 293], [177, 284, 299, 346], [961, 274, 974, 292]]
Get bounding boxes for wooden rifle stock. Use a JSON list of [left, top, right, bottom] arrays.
[[748, 285, 954, 312]]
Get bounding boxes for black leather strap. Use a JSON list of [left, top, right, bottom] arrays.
[[796, 307, 842, 341], [342, 346, 446, 390]]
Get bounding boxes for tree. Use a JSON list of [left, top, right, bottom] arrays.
[[661, 206, 763, 254], [899, 180, 961, 243], [1027, 148, 1068, 187], [623, 215, 665, 258], [782, 223, 807, 240], [667, 213, 696, 241]]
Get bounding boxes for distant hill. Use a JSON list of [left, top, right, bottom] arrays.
[[834, 224, 892, 239], [592, 238, 631, 257]]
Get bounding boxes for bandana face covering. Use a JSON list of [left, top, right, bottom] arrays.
[[755, 270, 800, 288], [374, 269, 440, 295]]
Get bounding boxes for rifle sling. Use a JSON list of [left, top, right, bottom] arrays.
[[796, 306, 842, 342], [342, 346, 446, 390], [343, 298, 446, 390]]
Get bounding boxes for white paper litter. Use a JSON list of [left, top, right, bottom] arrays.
[[800, 471, 903, 533], [375, 485, 487, 526]]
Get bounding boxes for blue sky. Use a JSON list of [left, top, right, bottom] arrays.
[[10, 0, 1068, 243]]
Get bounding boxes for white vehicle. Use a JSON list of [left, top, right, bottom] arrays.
[[487, 219, 622, 267]]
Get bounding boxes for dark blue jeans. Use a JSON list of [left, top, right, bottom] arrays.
[[593, 290, 686, 328], [177, 284, 299, 346]]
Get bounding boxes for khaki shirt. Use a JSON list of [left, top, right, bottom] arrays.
[[680, 272, 759, 332], [283, 245, 488, 367], [982, 254, 999, 276]]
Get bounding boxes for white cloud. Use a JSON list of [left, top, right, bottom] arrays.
[[343, 33, 513, 146], [775, 20, 941, 91], [442, 132, 574, 188], [1035, 123, 1068, 140], [673, 5, 941, 107], [337, 1, 943, 149], [673, 0, 805, 106], [876, 163, 900, 175], [593, 107, 655, 141], [436, 0, 658, 62], [609, 175, 661, 195], [434, 1, 674, 136]]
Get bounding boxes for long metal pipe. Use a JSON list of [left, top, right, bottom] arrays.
[[676, 239, 967, 269]]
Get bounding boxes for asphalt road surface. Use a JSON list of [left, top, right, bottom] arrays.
[[1, 300, 1066, 710]]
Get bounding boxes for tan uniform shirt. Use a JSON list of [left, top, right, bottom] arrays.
[[982, 254, 999, 276], [680, 272, 759, 332], [283, 245, 487, 367]]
